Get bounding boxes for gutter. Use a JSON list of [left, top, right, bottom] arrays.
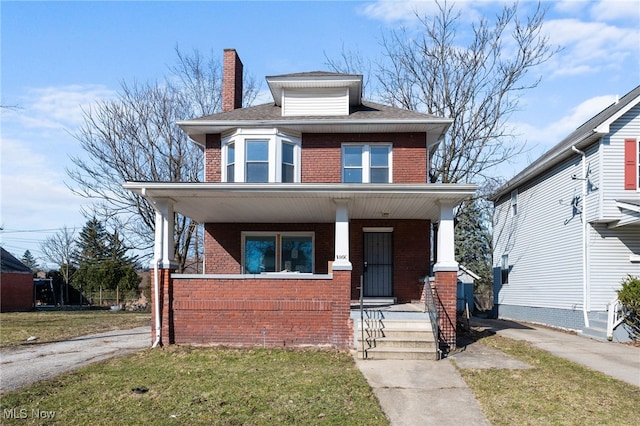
[[571, 146, 590, 328]]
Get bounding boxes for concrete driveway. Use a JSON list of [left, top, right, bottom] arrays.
[[0, 326, 151, 393]]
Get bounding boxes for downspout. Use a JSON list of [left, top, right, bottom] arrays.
[[571, 146, 589, 328], [144, 187, 162, 349], [151, 258, 161, 348]]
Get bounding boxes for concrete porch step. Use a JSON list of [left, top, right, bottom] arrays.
[[368, 336, 437, 349], [363, 346, 437, 360]]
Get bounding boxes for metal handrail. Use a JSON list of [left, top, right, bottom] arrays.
[[423, 279, 442, 360], [433, 287, 456, 354]]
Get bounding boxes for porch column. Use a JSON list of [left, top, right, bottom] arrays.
[[333, 199, 352, 271], [433, 200, 459, 349], [433, 201, 458, 272], [150, 199, 178, 346], [153, 199, 178, 269]]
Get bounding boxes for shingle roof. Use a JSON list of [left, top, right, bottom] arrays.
[[191, 100, 441, 122], [1, 247, 33, 274]]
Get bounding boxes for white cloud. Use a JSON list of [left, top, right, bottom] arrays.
[[6, 84, 115, 131], [542, 18, 639, 78], [589, 0, 640, 22]]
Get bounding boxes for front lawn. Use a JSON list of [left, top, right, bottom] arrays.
[[455, 332, 640, 425], [0, 347, 387, 425]]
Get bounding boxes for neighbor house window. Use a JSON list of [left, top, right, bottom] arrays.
[[501, 254, 509, 284], [222, 129, 301, 183], [510, 190, 518, 216], [342, 144, 392, 183], [243, 232, 314, 274]]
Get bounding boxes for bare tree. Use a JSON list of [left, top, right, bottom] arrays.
[[331, 1, 558, 185], [67, 49, 259, 271], [40, 226, 77, 291]]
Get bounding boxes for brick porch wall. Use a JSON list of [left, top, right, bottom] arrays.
[[151, 270, 352, 348], [434, 270, 457, 343]]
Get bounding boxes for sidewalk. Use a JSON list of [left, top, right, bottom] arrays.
[[471, 318, 640, 387]]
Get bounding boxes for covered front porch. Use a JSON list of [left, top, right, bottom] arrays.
[[124, 182, 475, 348]]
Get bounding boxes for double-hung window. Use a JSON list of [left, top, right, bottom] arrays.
[[246, 140, 269, 183], [222, 129, 300, 183], [342, 144, 392, 183], [243, 232, 314, 274]]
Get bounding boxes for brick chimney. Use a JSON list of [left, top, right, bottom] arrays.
[[222, 49, 243, 112]]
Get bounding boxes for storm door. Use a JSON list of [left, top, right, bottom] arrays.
[[363, 232, 393, 297]]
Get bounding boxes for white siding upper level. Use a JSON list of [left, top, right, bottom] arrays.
[[282, 88, 349, 116]]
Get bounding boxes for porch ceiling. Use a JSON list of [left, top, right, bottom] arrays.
[[123, 182, 477, 223]]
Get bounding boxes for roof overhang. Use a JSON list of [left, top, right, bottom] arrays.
[[123, 182, 477, 223], [177, 119, 453, 148]]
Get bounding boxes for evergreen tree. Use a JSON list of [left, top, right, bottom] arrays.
[[72, 218, 141, 298], [21, 250, 39, 273], [455, 200, 493, 302]]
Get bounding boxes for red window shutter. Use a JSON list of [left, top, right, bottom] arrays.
[[624, 138, 638, 190]]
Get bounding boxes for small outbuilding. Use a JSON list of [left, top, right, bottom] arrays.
[[1, 247, 34, 312]]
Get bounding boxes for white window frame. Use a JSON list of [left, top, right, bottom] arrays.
[[241, 231, 315, 274], [510, 189, 518, 217], [222, 128, 301, 183], [341, 143, 393, 183]]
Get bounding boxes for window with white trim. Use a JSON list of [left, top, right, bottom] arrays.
[[342, 144, 392, 183], [222, 129, 301, 183], [242, 232, 314, 274], [510, 190, 518, 216]]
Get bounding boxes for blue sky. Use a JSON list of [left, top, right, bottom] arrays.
[[1, 0, 639, 264]]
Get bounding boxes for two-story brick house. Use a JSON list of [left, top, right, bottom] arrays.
[[125, 49, 476, 349]]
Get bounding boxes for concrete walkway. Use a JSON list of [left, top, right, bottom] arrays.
[[0, 326, 151, 393], [354, 356, 491, 426], [471, 318, 640, 387]]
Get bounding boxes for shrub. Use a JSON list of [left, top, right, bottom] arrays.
[[617, 275, 640, 340]]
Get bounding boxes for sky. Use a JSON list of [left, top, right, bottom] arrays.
[[1, 0, 639, 265]]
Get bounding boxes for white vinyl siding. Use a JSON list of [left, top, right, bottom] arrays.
[[282, 88, 349, 116], [588, 224, 640, 311], [599, 104, 640, 219], [493, 158, 585, 311]]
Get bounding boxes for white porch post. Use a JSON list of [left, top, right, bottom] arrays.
[[333, 199, 352, 271], [153, 199, 178, 269], [433, 201, 458, 272]]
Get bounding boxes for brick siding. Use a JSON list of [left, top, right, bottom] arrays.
[[301, 133, 427, 183], [151, 269, 352, 348]]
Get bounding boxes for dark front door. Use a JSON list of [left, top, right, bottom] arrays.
[[363, 232, 393, 297]]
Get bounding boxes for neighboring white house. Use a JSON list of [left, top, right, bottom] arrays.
[[492, 85, 640, 341]]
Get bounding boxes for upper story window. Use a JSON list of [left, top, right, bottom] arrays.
[[342, 144, 392, 183], [510, 189, 518, 216], [222, 129, 301, 183]]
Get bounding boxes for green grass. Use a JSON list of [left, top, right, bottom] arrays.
[[0, 310, 150, 347], [0, 347, 388, 425], [455, 332, 640, 426]]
